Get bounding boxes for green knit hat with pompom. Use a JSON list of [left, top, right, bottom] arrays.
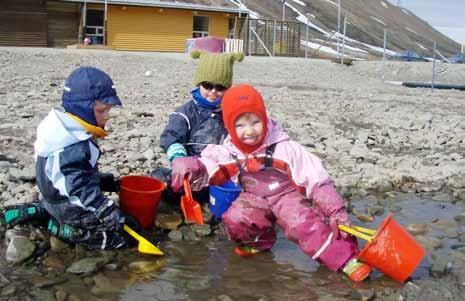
[[191, 50, 244, 88]]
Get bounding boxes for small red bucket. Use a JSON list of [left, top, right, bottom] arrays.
[[119, 175, 166, 228], [357, 214, 426, 282]]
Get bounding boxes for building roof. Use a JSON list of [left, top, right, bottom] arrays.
[[62, 0, 247, 14]]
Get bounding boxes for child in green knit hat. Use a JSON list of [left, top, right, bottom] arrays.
[[156, 50, 244, 202]]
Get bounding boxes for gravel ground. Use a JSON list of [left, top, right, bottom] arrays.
[[0, 46, 464, 300]]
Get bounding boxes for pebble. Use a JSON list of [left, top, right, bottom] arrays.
[[128, 260, 164, 274], [406, 223, 430, 235], [356, 213, 374, 223], [6, 236, 35, 263], [155, 213, 183, 230]]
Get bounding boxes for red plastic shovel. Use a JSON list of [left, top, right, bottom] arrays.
[[180, 178, 204, 224]]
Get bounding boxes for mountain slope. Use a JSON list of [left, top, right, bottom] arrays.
[[228, 0, 461, 58]]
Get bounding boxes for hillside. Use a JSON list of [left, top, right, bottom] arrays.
[[227, 0, 461, 58]]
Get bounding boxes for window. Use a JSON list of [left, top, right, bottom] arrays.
[[85, 9, 104, 44], [193, 16, 209, 38]]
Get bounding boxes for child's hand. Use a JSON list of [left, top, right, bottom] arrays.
[[171, 157, 206, 192], [329, 208, 351, 239], [101, 206, 125, 231]]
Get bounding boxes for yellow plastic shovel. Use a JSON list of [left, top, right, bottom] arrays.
[[123, 224, 164, 256], [338, 224, 377, 243]]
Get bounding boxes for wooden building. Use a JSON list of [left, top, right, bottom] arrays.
[[0, 0, 243, 52]]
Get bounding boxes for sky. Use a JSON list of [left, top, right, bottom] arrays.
[[388, 0, 465, 45]]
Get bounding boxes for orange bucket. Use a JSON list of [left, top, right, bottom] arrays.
[[346, 214, 426, 282], [119, 176, 166, 229]]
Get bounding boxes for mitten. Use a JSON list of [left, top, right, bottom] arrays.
[[171, 157, 207, 192]]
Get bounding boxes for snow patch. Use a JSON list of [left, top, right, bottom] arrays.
[[401, 8, 411, 16], [370, 16, 386, 26], [227, 0, 261, 19], [416, 43, 428, 51], [324, 0, 338, 7], [291, 0, 306, 6], [301, 40, 339, 55], [381, 1, 387, 8], [405, 27, 418, 35]]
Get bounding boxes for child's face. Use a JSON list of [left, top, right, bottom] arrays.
[[234, 113, 264, 146], [199, 82, 227, 102], [94, 101, 113, 128]]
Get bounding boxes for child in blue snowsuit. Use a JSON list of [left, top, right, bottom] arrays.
[[4, 67, 138, 250], [156, 50, 243, 202]]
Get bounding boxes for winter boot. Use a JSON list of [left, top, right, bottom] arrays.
[[47, 219, 76, 241], [342, 258, 372, 282], [4, 202, 48, 228], [234, 245, 261, 257]]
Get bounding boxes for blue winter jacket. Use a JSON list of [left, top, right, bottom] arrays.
[[160, 93, 228, 159]]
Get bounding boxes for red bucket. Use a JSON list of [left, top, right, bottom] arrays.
[[357, 214, 426, 282], [119, 176, 166, 228]]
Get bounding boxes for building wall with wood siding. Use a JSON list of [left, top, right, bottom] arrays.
[[107, 5, 231, 52], [0, 0, 48, 47], [47, 1, 80, 47]]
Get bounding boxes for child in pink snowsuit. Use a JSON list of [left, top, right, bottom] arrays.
[[171, 85, 371, 281]]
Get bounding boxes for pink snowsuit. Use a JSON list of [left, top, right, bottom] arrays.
[[200, 118, 358, 271]]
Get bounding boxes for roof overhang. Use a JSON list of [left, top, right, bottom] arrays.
[[61, 0, 248, 14]]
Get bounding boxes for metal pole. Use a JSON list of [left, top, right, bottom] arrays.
[[305, 16, 309, 58], [341, 17, 346, 65], [272, 20, 276, 56], [432, 41, 437, 91], [337, 0, 341, 58], [104, 0, 108, 45], [282, 0, 286, 22], [382, 28, 387, 80], [248, 19, 252, 56], [238, 0, 242, 18]]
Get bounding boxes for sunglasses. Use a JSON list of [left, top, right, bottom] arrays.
[[200, 82, 227, 92]]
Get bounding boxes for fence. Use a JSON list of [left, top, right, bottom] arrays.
[[233, 17, 301, 57]]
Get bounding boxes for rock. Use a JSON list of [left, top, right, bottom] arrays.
[[66, 257, 108, 275], [355, 213, 374, 223], [42, 257, 66, 271], [190, 224, 212, 237], [179, 225, 200, 241], [406, 223, 430, 235], [128, 260, 164, 274], [49, 237, 70, 252], [454, 213, 465, 225], [8, 167, 35, 181], [55, 290, 67, 301], [67, 294, 82, 301], [156, 213, 183, 230], [168, 230, 183, 241], [430, 254, 452, 276], [33, 277, 68, 289], [4, 228, 30, 246], [6, 236, 36, 263], [447, 174, 465, 189], [91, 273, 121, 295], [1, 284, 16, 296], [350, 289, 376, 301], [142, 149, 156, 160], [416, 236, 443, 251], [0, 161, 12, 171], [212, 295, 233, 301], [366, 205, 384, 216], [30, 288, 56, 301]]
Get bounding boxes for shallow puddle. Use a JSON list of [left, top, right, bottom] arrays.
[[1, 192, 464, 300]]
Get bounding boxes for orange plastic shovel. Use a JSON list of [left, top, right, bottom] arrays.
[[180, 178, 203, 224]]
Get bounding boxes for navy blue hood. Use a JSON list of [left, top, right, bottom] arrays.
[[62, 67, 121, 125]]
